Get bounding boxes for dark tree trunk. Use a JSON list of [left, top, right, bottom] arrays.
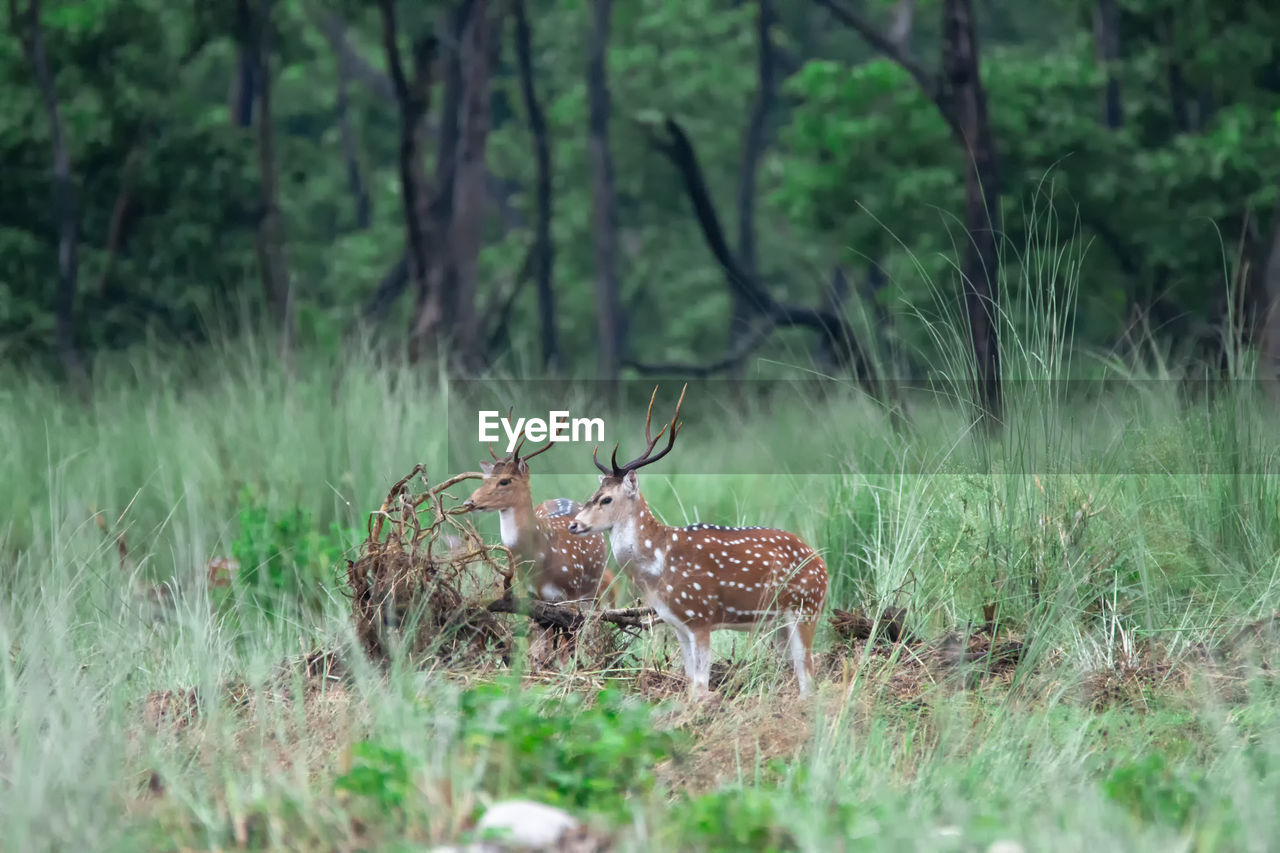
[[231, 0, 257, 128], [587, 0, 621, 382], [732, 0, 777, 367], [432, 1, 468, 316], [251, 0, 293, 351], [1162, 12, 1191, 132], [376, 0, 439, 361], [816, 0, 1001, 428], [1093, 0, 1122, 129], [942, 0, 1002, 429], [513, 0, 561, 371], [335, 36, 371, 229], [447, 0, 492, 368], [10, 0, 84, 381], [1261, 205, 1280, 401]]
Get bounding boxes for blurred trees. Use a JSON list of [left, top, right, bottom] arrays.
[[1, 0, 1276, 385]]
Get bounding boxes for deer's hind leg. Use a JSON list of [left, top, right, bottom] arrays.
[[784, 610, 817, 697]]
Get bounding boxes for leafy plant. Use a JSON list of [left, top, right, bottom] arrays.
[[335, 740, 415, 813], [230, 488, 359, 615], [670, 786, 794, 852], [458, 682, 682, 818], [1103, 752, 1205, 829]]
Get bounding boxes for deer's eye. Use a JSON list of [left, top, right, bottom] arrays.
[[600, 497, 612, 505], [498, 478, 511, 486]]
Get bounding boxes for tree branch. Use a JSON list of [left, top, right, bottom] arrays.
[[484, 594, 657, 631], [643, 116, 871, 376], [309, 5, 397, 102], [814, 0, 941, 108], [623, 322, 779, 377]]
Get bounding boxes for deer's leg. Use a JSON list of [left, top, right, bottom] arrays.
[[689, 625, 713, 697], [671, 624, 696, 681], [785, 611, 816, 697]]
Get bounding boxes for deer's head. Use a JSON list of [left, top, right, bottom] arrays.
[[461, 429, 554, 513], [569, 384, 686, 535]]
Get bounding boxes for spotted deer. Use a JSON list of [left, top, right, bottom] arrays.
[[462, 435, 616, 605], [567, 386, 828, 697]]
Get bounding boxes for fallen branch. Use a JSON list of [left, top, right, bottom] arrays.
[[485, 594, 657, 632], [830, 605, 912, 644]]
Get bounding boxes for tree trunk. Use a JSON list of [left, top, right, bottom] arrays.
[[447, 0, 492, 368], [10, 0, 85, 382], [1092, 0, 1122, 129], [1162, 12, 1191, 132], [1261, 206, 1280, 402], [513, 0, 561, 371], [942, 0, 1002, 429], [376, 0, 439, 361], [251, 0, 293, 352], [433, 3, 467, 305], [335, 35, 371, 229], [231, 0, 257, 128], [732, 0, 776, 373], [587, 0, 621, 383]]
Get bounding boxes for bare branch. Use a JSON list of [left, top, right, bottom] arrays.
[[887, 0, 915, 48], [485, 594, 657, 631], [813, 0, 951, 127], [643, 116, 870, 376]]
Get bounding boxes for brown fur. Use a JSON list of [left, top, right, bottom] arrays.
[[570, 471, 827, 697], [463, 458, 615, 605], [566, 384, 827, 697]]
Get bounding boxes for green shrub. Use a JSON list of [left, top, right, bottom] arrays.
[[229, 488, 360, 616], [458, 682, 682, 818], [669, 786, 794, 852], [1103, 752, 1204, 829]]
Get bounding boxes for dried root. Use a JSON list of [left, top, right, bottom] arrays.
[[347, 464, 657, 671], [347, 465, 514, 666]]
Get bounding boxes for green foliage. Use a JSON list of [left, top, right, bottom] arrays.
[[1103, 753, 1206, 829], [457, 682, 682, 817], [669, 786, 793, 852], [230, 488, 359, 615], [779, 6, 1280, 363], [334, 739, 415, 813]]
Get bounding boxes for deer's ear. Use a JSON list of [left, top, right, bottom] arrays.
[[480, 461, 496, 476], [622, 469, 639, 496], [598, 474, 607, 484], [516, 458, 530, 476]]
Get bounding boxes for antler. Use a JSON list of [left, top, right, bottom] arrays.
[[595, 384, 687, 477], [511, 433, 555, 464], [488, 405, 555, 467]]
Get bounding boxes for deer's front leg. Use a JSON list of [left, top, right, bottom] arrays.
[[689, 626, 713, 698], [671, 623, 697, 682]]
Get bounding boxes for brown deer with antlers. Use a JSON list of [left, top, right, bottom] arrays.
[[567, 386, 828, 697], [462, 435, 616, 605]]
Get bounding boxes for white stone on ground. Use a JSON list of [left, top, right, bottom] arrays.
[[474, 799, 580, 848]]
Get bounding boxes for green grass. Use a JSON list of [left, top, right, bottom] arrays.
[[3, 332, 1280, 853]]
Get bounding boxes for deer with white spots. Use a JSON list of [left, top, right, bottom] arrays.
[[567, 386, 828, 697], [462, 435, 616, 605]]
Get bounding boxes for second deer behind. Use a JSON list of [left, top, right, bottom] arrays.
[[462, 435, 615, 605]]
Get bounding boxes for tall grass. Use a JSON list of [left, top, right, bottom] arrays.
[[4, 221, 1280, 850]]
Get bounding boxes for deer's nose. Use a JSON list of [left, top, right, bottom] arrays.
[[567, 521, 582, 534], [461, 500, 475, 511]]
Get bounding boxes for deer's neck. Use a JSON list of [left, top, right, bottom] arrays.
[[497, 495, 538, 557], [610, 500, 671, 580]]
